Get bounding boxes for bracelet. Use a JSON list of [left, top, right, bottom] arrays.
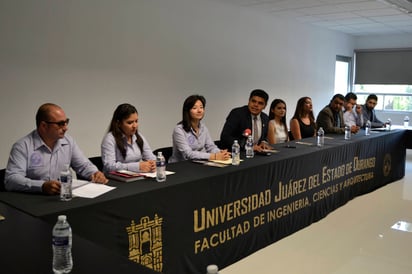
[[214, 153, 217, 160]]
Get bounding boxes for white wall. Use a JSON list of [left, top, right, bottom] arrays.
[[0, 0, 355, 168]]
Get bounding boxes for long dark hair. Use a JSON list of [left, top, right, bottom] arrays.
[[108, 103, 143, 158], [180, 95, 206, 132], [269, 99, 288, 134], [292, 97, 315, 127]]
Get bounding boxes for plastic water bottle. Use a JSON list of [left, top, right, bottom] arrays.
[[156, 151, 166, 182], [404, 116, 409, 127], [60, 165, 72, 201], [52, 215, 73, 274], [245, 135, 254, 158], [206, 264, 219, 274], [231, 140, 240, 165], [365, 120, 371, 136], [344, 124, 351, 140], [317, 127, 324, 147], [386, 118, 392, 131]]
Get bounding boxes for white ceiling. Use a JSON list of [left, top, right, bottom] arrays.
[[206, 0, 412, 36]]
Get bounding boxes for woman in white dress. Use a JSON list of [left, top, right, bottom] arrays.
[[267, 99, 288, 144]]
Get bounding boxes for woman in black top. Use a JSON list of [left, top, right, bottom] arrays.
[[290, 97, 316, 140]]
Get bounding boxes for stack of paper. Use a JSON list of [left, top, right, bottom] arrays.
[[72, 179, 116, 198]]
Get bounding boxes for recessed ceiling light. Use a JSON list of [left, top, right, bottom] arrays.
[[391, 220, 412, 232]]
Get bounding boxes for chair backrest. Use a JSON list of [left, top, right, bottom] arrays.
[[153, 147, 173, 163], [89, 156, 103, 171], [288, 131, 294, 141], [214, 140, 222, 148], [0, 168, 6, 192], [76, 156, 103, 180]]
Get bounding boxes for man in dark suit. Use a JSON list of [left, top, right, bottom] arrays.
[[220, 89, 270, 151], [361, 94, 385, 128]]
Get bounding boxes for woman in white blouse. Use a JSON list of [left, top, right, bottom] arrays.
[[267, 99, 289, 144], [168, 95, 230, 163], [101, 103, 156, 173]]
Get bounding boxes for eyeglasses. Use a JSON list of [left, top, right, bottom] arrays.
[[44, 118, 70, 127]]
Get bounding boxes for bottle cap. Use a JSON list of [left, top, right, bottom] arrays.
[[58, 215, 67, 221], [206, 264, 218, 273]]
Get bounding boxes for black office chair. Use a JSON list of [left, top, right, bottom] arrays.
[[214, 140, 222, 148], [76, 156, 103, 180], [89, 156, 103, 171], [153, 147, 173, 163], [288, 131, 294, 141], [0, 168, 6, 192]]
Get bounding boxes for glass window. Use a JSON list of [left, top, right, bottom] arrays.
[[334, 56, 351, 94], [353, 84, 412, 112]]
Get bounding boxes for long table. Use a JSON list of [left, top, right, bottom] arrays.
[[0, 129, 406, 273]]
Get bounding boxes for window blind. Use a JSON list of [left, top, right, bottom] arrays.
[[354, 48, 412, 85]]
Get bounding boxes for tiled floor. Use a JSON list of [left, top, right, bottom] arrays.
[[221, 150, 412, 274]]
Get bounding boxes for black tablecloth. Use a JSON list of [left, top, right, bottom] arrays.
[[0, 202, 157, 274], [0, 129, 406, 273]]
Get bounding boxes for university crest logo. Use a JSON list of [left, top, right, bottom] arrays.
[[383, 153, 391, 177], [126, 215, 163, 272]]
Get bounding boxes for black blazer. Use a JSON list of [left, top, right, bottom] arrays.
[[220, 105, 269, 150]]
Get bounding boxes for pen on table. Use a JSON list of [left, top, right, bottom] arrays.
[[284, 145, 296, 148]]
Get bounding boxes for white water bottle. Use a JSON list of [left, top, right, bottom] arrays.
[[60, 165, 72, 201], [245, 135, 254, 158], [404, 116, 409, 127], [156, 151, 166, 182], [52, 215, 73, 274], [344, 124, 351, 140], [386, 118, 392, 131], [365, 120, 371, 136], [206, 264, 219, 274], [317, 127, 324, 147], [231, 140, 240, 165]]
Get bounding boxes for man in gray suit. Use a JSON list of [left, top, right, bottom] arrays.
[[361, 94, 385, 128], [317, 94, 356, 134]]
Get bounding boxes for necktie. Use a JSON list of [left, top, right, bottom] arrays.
[[334, 112, 340, 127], [253, 116, 259, 144]]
